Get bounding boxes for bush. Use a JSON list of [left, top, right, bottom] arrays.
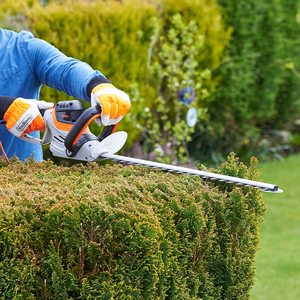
[[134, 13, 210, 163], [190, 0, 300, 164], [0, 155, 265, 299]]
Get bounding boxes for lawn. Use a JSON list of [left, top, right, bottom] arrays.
[[251, 154, 300, 299]]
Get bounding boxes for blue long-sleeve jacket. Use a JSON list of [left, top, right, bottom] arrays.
[[0, 28, 108, 161]]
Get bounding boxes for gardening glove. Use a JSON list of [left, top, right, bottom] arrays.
[[4, 98, 54, 137], [91, 83, 131, 126]]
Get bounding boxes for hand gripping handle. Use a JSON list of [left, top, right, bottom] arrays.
[[64, 106, 116, 152], [0, 109, 48, 145]]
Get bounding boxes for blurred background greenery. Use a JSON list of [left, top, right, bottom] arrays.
[[1, 0, 299, 165], [0, 0, 299, 298]]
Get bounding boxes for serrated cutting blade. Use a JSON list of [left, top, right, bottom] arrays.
[[99, 153, 283, 193]]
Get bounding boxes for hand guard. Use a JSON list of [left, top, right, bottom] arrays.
[[4, 98, 54, 137], [91, 83, 131, 126]]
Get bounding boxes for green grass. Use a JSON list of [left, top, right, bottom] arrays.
[[251, 154, 300, 299]]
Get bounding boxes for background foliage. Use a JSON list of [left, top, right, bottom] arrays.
[[0, 0, 231, 161], [0, 0, 299, 163], [0, 156, 265, 299], [190, 0, 300, 164]]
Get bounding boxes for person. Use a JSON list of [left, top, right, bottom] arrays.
[[0, 28, 131, 161]]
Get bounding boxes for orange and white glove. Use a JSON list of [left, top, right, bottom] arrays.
[[4, 98, 54, 137], [91, 83, 131, 126]]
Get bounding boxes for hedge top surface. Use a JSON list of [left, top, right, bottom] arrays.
[[0, 159, 217, 211], [0, 155, 263, 208]]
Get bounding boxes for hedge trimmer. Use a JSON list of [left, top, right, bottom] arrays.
[[1, 100, 283, 193]]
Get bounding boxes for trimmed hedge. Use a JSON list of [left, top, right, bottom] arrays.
[[0, 155, 265, 299]]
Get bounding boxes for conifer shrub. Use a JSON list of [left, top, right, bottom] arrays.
[[0, 155, 265, 299], [192, 0, 300, 163]]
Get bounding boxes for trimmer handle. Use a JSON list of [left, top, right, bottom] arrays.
[[64, 106, 116, 152]]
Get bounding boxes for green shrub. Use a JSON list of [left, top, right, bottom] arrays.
[[0, 155, 265, 298], [134, 13, 210, 163], [191, 0, 300, 164]]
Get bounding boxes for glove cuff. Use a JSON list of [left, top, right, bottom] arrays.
[[4, 98, 27, 124], [87, 76, 111, 98], [91, 83, 115, 94], [0, 96, 17, 119]]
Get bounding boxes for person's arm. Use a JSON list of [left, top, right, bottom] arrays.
[[19, 30, 110, 102], [20, 30, 130, 126]]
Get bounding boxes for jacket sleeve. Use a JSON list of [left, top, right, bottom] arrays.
[[19, 31, 110, 102]]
